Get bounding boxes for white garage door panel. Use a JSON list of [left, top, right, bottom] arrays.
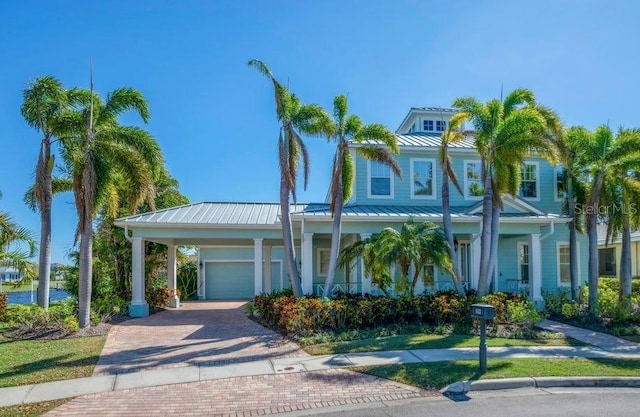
[[205, 262, 254, 299]]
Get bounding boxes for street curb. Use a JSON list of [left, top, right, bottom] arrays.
[[441, 377, 640, 394]]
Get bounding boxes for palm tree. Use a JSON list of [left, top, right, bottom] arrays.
[[339, 219, 452, 296], [453, 89, 561, 296], [58, 83, 162, 328], [438, 112, 468, 295], [576, 126, 640, 311], [323, 95, 401, 297], [21, 75, 68, 310], [556, 127, 589, 300], [0, 209, 36, 280], [248, 59, 332, 296], [591, 128, 640, 303]]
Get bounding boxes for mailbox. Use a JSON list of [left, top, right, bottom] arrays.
[[471, 303, 495, 320]]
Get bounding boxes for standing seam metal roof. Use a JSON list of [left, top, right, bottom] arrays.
[[357, 133, 476, 149]]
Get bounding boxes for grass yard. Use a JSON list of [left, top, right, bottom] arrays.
[[0, 400, 68, 417], [304, 332, 583, 355], [359, 358, 640, 390], [0, 331, 105, 388]]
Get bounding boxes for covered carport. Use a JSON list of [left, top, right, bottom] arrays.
[[115, 202, 308, 317]]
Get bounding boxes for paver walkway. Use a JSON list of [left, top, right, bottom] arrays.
[[538, 319, 640, 353], [93, 301, 306, 375]]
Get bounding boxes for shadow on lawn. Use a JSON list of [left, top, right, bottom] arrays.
[[0, 353, 100, 386]]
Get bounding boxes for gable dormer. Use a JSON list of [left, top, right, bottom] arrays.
[[396, 107, 458, 135]]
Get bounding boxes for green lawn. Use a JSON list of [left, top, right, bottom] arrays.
[[0, 400, 68, 417], [304, 332, 584, 355], [359, 358, 640, 390], [0, 331, 105, 388]]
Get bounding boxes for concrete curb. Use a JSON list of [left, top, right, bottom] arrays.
[[441, 376, 640, 394]]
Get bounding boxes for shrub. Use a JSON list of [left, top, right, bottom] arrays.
[[0, 292, 6, 321], [147, 287, 172, 309], [507, 300, 541, 326], [561, 302, 580, 319], [177, 262, 198, 300]]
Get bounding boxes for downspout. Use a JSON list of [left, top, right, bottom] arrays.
[[124, 225, 132, 242], [540, 221, 555, 241]]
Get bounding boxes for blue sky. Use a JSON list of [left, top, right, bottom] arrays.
[[1, 0, 639, 264]]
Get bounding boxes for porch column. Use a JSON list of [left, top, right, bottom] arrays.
[[302, 232, 314, 294], [264, 245, 272, 293], [254, 238, 263, 296], [529, 233, 542, 301], [360, 233, 372, 295], [130, 237, 149, 317], [167, 244, 179, 308], [471, 236, 481, 291]]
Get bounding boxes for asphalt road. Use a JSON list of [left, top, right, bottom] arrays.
[[296, 388, 640, 417]]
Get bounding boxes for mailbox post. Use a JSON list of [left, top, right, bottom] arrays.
[[471, 303, 495, 373]]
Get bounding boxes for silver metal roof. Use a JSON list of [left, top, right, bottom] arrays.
[[116, 202, 306, 226], [395, 133, 475, 148], [293, 204, 471, 218], [357, 133, 475, 149]]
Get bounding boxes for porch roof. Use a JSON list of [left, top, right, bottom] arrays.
[[115, 201, 569, 230]]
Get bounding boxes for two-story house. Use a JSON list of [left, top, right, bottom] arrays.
[[116, 107, 588, 317]]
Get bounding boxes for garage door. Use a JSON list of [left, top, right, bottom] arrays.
[[205, 262, 254, 300]]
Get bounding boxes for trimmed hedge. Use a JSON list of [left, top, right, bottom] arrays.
[[251, 290, 534, 337]]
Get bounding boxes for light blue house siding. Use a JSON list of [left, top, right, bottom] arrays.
[[116, 106, 589, 316]]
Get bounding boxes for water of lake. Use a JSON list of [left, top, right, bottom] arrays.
[[5, 289, 73, 305]]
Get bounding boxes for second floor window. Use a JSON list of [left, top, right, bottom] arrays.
[[465, 161, 484, 198], [519, 162, 538, 199], [370, 161, 392, 197], [411, 159, 435, 198], [555, 165, 567, 200], [423, 120, 434, 131], [436, 120, 447, 132]]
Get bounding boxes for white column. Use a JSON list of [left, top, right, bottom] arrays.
[[302, 232, 314, 294], [529, 233, 542, 301], [471, 236, 481, 291], [264, 245, 272, 293], [167, 244, 179, 308], [360, 233, 372, 295], [254, 238, 263, 296], [130, 237, 149, 317]]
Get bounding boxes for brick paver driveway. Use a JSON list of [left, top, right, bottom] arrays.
[[93, 301, 305, 375], [47, 370, 430, 417]]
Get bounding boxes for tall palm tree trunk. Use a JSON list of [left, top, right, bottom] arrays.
[[442, 174, 464, 295], [78, 215, 93, 328], [620, 216, 632, 300], [280, 174, 303, 296], [36, 138, 52, 310], [586, 213, 599, 313], [477, 174, 494, 295], [324, 168, 343, 298], [487, 202, 501, 293], [568, 193, 580, 301]]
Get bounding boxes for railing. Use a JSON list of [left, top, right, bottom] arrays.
[[314, 283, 360, 296], [505, 279, 529, 294]]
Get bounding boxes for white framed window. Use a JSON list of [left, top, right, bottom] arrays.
[[367, 160, 394, 198], [464, 160, 484, 199], [317, 248, 331, 276], [423, 257, 436, 286], [436, 120, 447, 132], [518, 161, 539, 200], [554, 165, 567, 202], [423, 119, 434, 131], [556, 242, 578, 287], [410, 158, 436, 199]]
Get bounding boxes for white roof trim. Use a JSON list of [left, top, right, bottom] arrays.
[[466, 195, 545, 216]]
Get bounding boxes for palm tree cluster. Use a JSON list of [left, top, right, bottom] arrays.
[[21, 75, 163, 327], [339, 218, 452, 296]]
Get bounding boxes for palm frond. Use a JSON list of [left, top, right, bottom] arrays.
[[100, 88, 150, 124], [357, 145, 402, 178]]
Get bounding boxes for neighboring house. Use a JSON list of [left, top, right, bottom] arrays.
[[0, 266, 21, 283], [116, 107, 589, 317], [597, 224, 640, 277]]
